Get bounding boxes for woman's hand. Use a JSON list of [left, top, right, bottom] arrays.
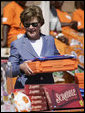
[[20, 61, 33, 76]]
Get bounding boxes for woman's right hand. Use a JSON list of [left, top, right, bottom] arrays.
[[20, 61, 33, 76]]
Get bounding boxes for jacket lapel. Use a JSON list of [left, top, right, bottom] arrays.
[[23, 36, 39, 57], [40, 35, 48, 56], [22, 34, 48, 58]]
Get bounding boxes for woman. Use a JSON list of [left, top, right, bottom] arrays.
[[9, 5, 60, 89], [55, 1, 78, 30]]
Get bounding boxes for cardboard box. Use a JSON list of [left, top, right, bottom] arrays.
[[42, 84, 84, 110]]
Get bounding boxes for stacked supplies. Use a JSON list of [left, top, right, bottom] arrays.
[[54, 38, 68, 55], [42, 84, 84, 110], [75, 73, 84, 98], [24, 84, 48, 111], [10, 84, 84, 112], [62, 27, 84, 46], [75, 73, 84, 89], [62, 27, 84, 68], [26, 55, 78, 74]]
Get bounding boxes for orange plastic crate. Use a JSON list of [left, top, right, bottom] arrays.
[[75, 73, 84, 89], [54, 38, 68, 55], [62, 27, 84, 46], [78, 84, 84, 89], [75, 73, 84, 81], [27, 59, 78, 74]]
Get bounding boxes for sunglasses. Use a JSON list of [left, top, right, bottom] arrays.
[[24, 22, 39, 28]]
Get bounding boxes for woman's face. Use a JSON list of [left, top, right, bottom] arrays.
[[24, 17, 41, 40]]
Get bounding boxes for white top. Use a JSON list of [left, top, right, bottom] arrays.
[[29, 37, 43, 57], [50, 8, 62, 32]]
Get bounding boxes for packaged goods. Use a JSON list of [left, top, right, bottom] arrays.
[[25, 84, 41, 90], [24, 84, 48, 111], [32, 105, 47, 111], [25, 84, 45, 96], [25, 89, 45, 96], [78, 84, 84, 89], [65, 46, 84, 68], [54, 38, 68, 55], [42, 84, 84, 110], [62, 27, 84, 43], [75, 73, 84, 84], [29, 96, 46, 102], [30, 98, 47, 111], [6, 83, 84, 112], [75, 73, 84, 89], [26, 55, 78, 74], [45, 108, 84, 112]]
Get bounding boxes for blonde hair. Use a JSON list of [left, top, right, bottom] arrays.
[[20, 5, 44, 26]]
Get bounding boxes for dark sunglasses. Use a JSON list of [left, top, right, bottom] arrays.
[[24, 22, 39, 28]]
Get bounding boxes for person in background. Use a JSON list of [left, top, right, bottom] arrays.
[[50, 1, 69, 45], [72, 1, 84, 32], [55, 1, 78, 30], [8, 5, 60, 89], [50, 1, 62, 33], [1, 1, 27, 47]]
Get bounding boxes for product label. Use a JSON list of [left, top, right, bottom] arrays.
[[43, 84, 84, 109]]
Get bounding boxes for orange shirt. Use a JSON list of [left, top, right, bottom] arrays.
[[72, 9, 84, 30], [2, 1, 26, 47], [56, 9, 72, 23]]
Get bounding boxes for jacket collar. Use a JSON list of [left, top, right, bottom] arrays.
[[23, 33, 48, 58]]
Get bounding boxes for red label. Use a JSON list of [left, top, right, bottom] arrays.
[[42, 84, 84, 109]]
